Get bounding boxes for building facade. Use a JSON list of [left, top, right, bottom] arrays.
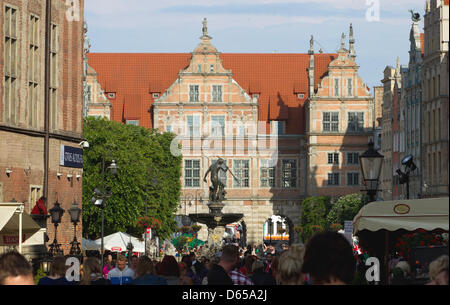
[[380, 61, 402, 200], [401, 19, 424, 199], [421, 0, 449, 198], [0, 0, 85, 258], [86, 22, 375, 244], [305, 29, 374, 198]]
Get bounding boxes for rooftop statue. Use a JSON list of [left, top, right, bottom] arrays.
[[409, 10, 421, 22]]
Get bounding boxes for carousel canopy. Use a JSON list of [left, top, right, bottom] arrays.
[[353, 197, 449, 235]]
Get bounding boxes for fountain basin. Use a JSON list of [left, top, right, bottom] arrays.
[[189, 213, 244, 229]]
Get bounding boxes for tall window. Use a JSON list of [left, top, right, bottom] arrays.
[[347, 173, 359, 186], [30, 186, 42, 213], [28, 14, 40, 128], [189, 85, 199, 102], [184, 160, 200, 188], [212, 85, 222, 102], [348, 112, 364, 132], [186, 115, 201, 137], [323, 112, 339, 132], [327, 153, 339, 165], [282, 160, 297, 188], [4, 5, 18, 124], [347, 78, 353, 96], [334, 79, 339, 97], [211, 116, 225, 136], [260, 159, 276, 188], [328, 173, 340, 186], [49, 23, 59, 130], [347, 152, 359, 165], [438, 108, 441, 140], [233, 160, 249, 188]]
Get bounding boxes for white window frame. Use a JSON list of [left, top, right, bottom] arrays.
[[323, 112, 339, 132], [260, 159, 276, 188], [233, 159, 250, 188], [327, 173, 340, 186], [189, 85, 200, 102], [211, 115, 225, 137], [184, 159, 201, 188], [281, 159, 297, 188], [211, 85, 223, 102]]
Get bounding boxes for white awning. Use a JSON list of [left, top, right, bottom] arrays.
[[0, 203, 42, 252], [353, 197, 449, 235]]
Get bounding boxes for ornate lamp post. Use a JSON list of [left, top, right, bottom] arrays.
[[396, 154, 417, 199], [91, 157, 118, 262], [48, 200, 65, 256], [68, 200, 82, 256], [267, 218, 273, 246], [359, 141, 384, 203]]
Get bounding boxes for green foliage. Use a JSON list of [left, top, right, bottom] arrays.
[[82, 117, 182, 241], [299, 196, 331, 242], [326, 194, 366, 228]]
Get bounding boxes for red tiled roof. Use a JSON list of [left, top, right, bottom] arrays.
[[87, 52, 337, 134], [123, 94, 142, 120]]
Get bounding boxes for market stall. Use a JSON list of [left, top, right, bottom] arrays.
[[353, 197, 449, 284]]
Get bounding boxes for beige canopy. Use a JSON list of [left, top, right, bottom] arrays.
[[0, 203, 42, 252], [353, 197, 449, 235]]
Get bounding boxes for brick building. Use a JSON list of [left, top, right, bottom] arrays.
[[0, 0, 85, 258], [86, 21, 375, 244]]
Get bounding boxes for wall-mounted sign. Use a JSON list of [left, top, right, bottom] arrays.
[[60, 145, 83, 168], [2, 234, 26, 245]]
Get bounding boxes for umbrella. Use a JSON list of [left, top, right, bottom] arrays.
[[95, 232, 145, 253], [82, 238, 100, 251]]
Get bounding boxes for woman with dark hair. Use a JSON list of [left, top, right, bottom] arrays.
[[302, 231, 356, 285], [80, 257, 111, 285], [131, 256, 167, 285], [158, 255, 180, 285], [38, 256, 75, 285]]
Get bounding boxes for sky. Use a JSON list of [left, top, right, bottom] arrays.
[[85, 0, 426, 92]]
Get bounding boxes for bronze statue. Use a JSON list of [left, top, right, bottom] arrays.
[[203, 158, 239, 203]]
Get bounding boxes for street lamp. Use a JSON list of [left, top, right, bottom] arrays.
[[145, 170, 159, 257], [396, 154, 417, 199], [180, 195, 193, 226], [92, 156, 118, 263], [68, 200, 82, 256], [359, 141, 384, 203], [48, 200, 65, 256]]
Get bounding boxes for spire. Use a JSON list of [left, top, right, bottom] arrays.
[[395, 56, 401, 77], [340, 33, 346, 50], [349, 23, 356, 60], [309, 35, 314, 55]]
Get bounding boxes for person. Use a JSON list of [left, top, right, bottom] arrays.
[[102, 253, 115, 279], [270, 254, 281, 284], [239, 254, 255, 277], [130, 255, 138, 272], [264, 253, 273, 273], [178, 262, 194, 285], [107, 254, 134, 285], [158, 255, 180, 285], [229, 266, 254, 285], [131, 256, 167, 285], [181, 254, 195, 282], [277, 244, 306, 285], [250, 259, 277, 285], [38, 256, 75, 285], [0, 251, 34, 285], [206, 244, 239, 285], [427, 255, 449, 285], [302, 231, 356, 285], [192, 260, 208, 285], [80, 257, 111, 285]]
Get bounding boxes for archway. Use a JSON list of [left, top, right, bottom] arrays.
[[263, 215, 294, 249]]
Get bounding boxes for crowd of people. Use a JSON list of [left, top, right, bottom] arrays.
[[0, 232, 448, 286]]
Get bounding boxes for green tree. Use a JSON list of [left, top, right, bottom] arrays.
[[299, 196, 331, 243], [326, 193, 367, 228], [82, 117, 182, 241]]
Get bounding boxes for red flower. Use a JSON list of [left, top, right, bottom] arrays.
[[399, 251, 404, 256], [417, 228, 426, 233], [395, 243, 400, 248], [420, 241, 425, 246]]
